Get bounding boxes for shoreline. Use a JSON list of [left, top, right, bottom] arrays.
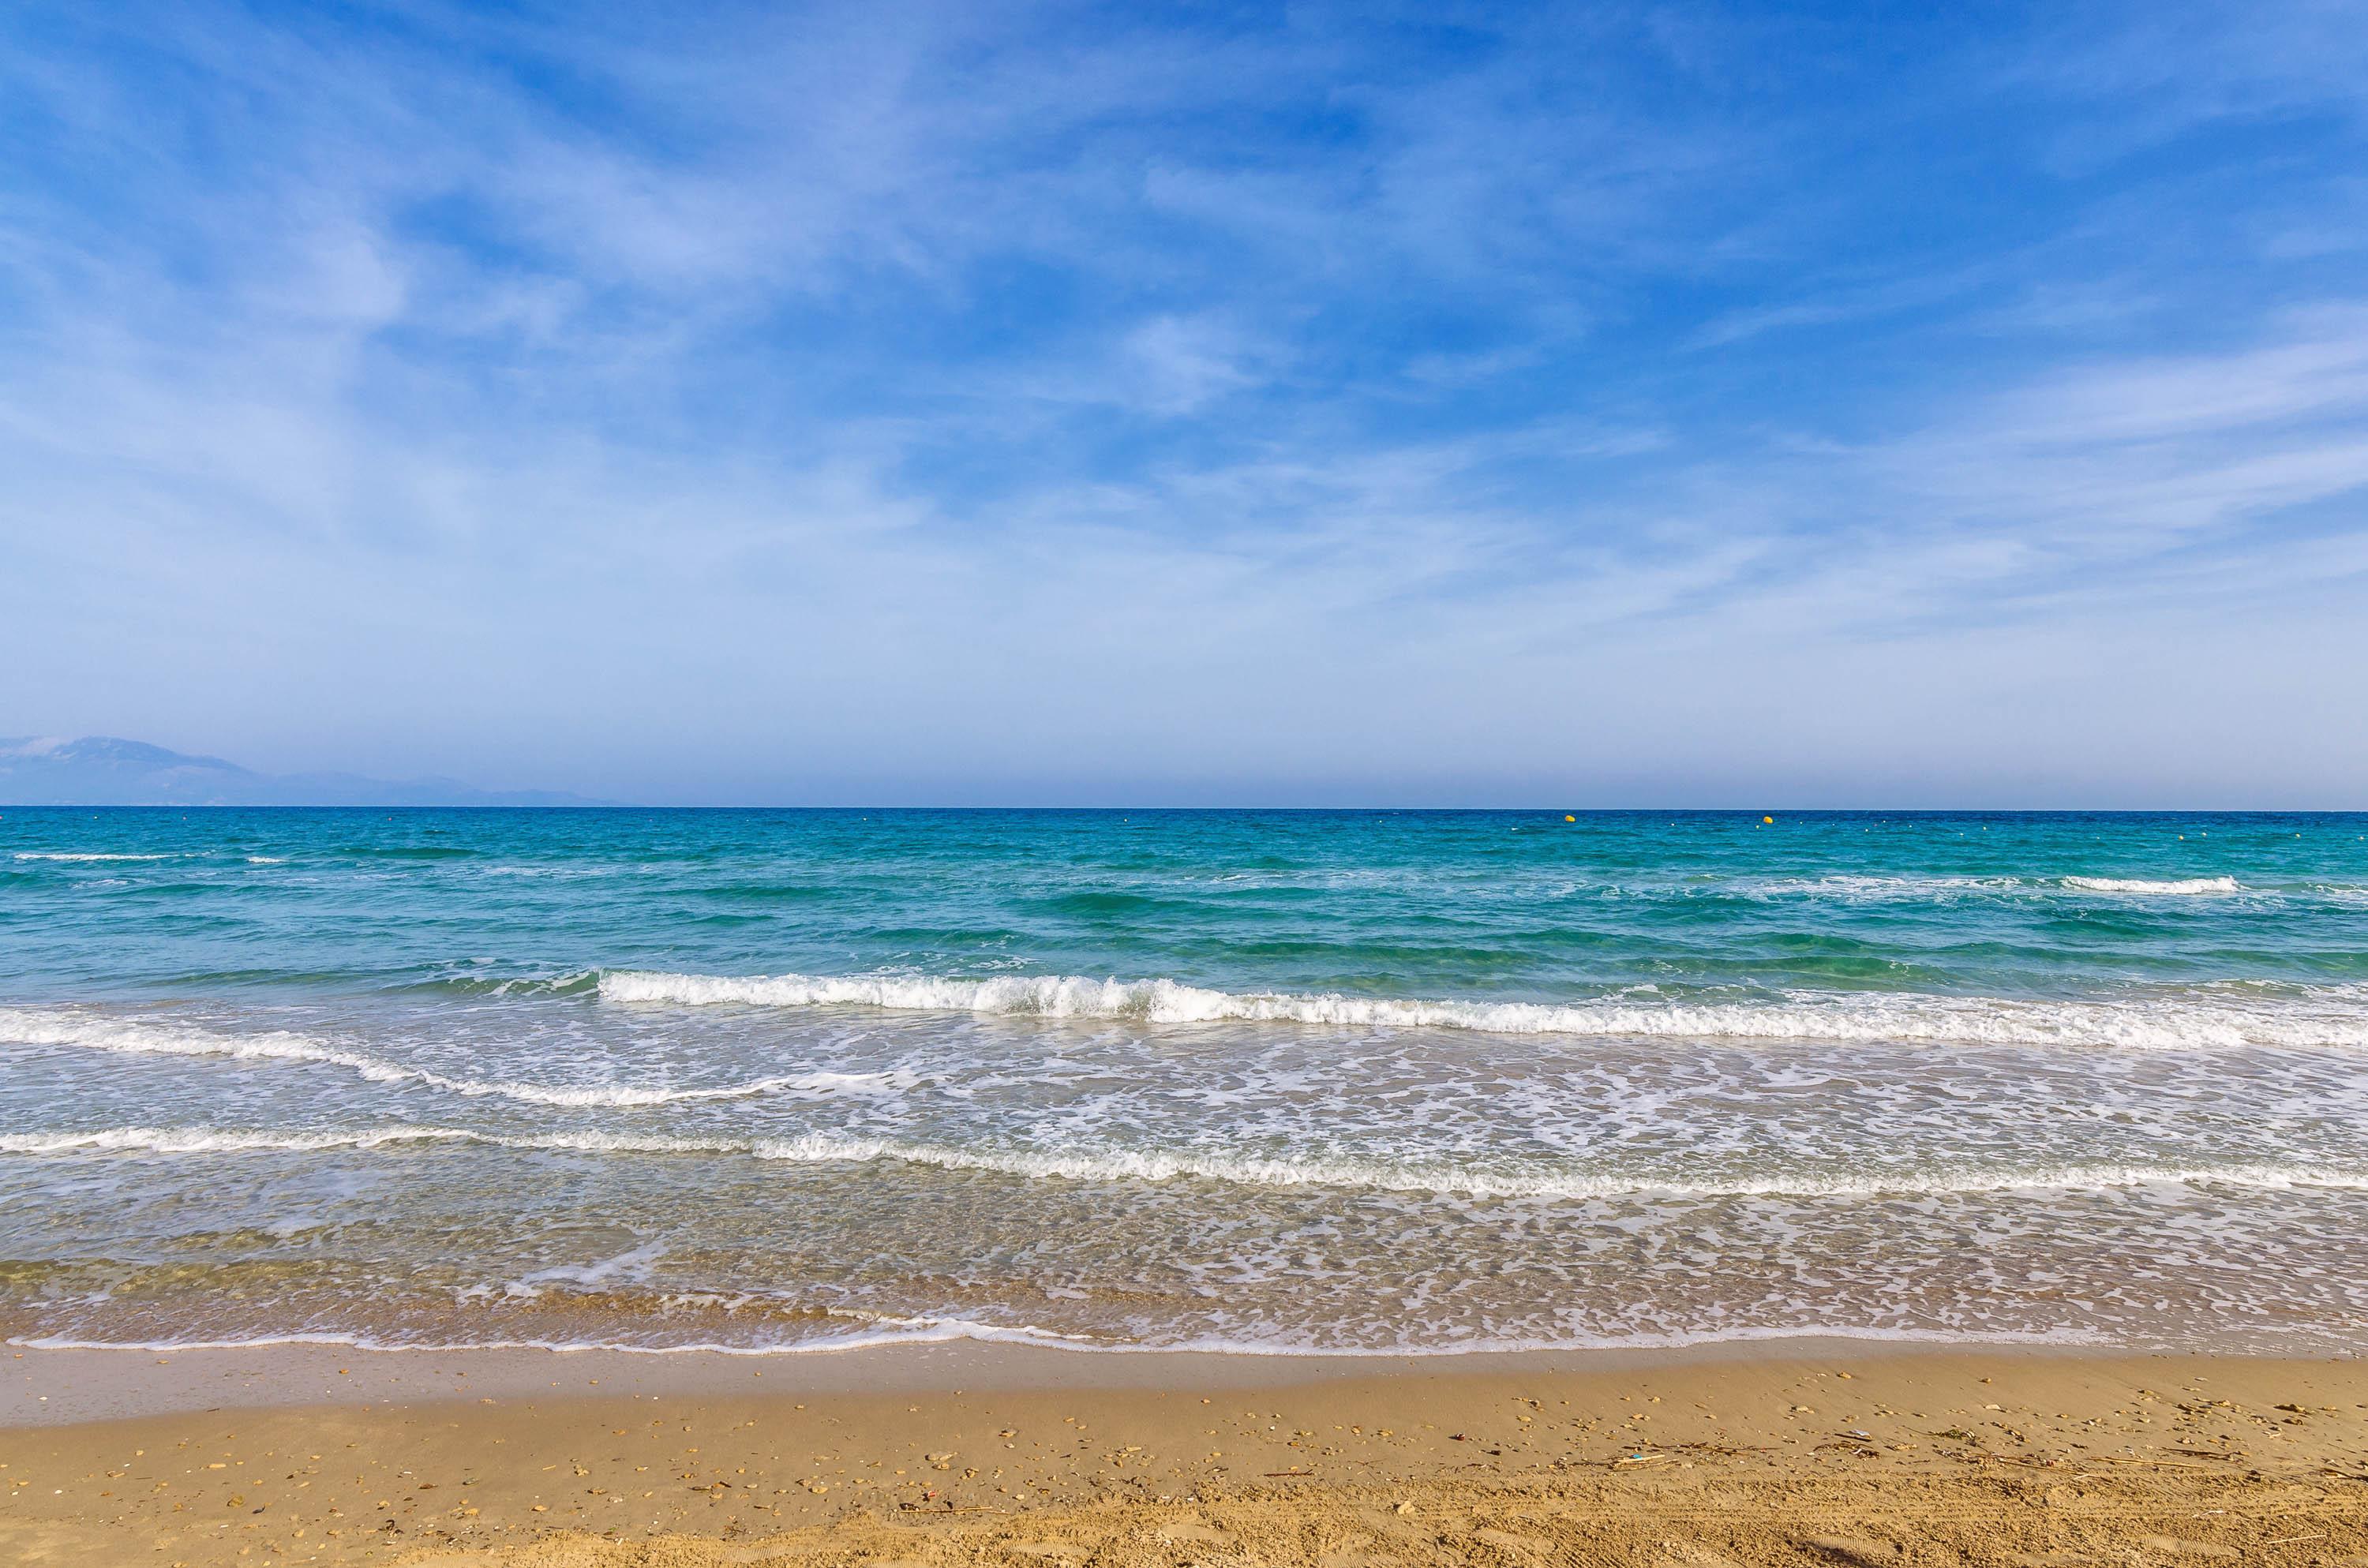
[[1, 1333, 2150, 1428], [3, 1342, 2363, 1565]]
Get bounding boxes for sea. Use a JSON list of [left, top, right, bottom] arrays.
[[2, 807, 2365, 1360]]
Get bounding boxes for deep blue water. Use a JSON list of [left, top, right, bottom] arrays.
[[7, 808, 2367, 1004]]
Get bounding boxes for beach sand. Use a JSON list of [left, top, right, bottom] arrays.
[[2, 1342, 2365, 1565]]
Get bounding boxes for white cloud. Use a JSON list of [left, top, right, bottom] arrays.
[[2, 2, 2365, 802]]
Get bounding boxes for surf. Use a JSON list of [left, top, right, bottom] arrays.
[[596, 970, 2368, 1050]]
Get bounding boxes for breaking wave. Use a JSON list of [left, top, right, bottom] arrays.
[[2061, 875, 2242, 895], [12, 851, 170, 863], [598, 971, 2368, 1051]]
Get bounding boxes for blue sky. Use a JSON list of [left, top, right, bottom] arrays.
[[3, 1, 2366, 806]]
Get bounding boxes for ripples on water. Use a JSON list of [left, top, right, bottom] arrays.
[[2, 808, 2365, 1356]]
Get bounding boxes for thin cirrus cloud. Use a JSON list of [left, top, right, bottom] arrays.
[[0, 0, 2363, 805]]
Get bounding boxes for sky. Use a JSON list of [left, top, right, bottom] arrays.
[[3, 1, 2366, 807]]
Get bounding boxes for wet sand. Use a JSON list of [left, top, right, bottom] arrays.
[[2, 1342, 2365, 1565]]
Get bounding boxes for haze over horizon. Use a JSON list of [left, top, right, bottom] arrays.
[[6, 2, 2366, 806], [9, 733, 2368, 810]]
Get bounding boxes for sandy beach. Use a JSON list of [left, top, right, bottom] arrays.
[[3, 1342, 2364, 1566]]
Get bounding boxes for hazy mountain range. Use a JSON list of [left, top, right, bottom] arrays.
[[0, 736, 599, 806]]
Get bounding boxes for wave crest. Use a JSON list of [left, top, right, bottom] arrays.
[[597, 971, 2368, 1050], [12, 851, 170, 863], [2060, 875, 2241, 894]]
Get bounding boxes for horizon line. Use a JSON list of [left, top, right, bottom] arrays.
[[6, 803, 2368, 817]]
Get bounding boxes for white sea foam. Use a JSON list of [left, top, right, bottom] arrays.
[[9, 1123, 2365, 1201], [598, 970, 2368, 1051], [4, 1312, 1108, 1358], [1745, 874, 2030, 897], [1, 1321, 2108, 1360], [0, 1009, 909, 1108], [0, 1127, 474, 1156], [1758, 873, 2247, 899], [2061, 875, 2242, 895], [508, 1239, 671, 1293], [12, 851, 170, 862]]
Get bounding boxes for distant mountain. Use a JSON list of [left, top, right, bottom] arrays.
[[0, 736, 602, 806]]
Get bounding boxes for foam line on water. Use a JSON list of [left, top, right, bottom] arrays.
[[2060, 875, 2241, 895], [12, 851, 171, 862], [0, 1009, 905, 1108], [8, 1124, 2366, 1200], [0, 1321, 2111, 1358], [0, 1127, 478, 1155], [4, 1312, 1107, 1357], [598, 971, 2368, 1050]]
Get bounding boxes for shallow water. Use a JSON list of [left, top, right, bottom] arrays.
[[2, 807, 2364, 1355]]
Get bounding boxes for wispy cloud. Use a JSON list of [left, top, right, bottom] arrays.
[[2, 0, 2364, 803]]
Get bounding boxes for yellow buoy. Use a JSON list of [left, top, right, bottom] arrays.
[[1763, 815, 1774, 825], [1564, 814, 1576, 822]]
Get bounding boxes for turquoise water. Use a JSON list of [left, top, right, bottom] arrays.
[[3, 807, 2366, 1354]]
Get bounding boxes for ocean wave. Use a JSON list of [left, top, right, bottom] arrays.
[[1758, 873, 2248, 899], [598, 970, 2368, 1050], [0, 1009, 909, 1108], [9, 1123, 2366, 1201], [11, 851, 171, 862], [1748, 874, 2029, 896], [415, 970, 602, 998], [2060, 875, 2241, 895]]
